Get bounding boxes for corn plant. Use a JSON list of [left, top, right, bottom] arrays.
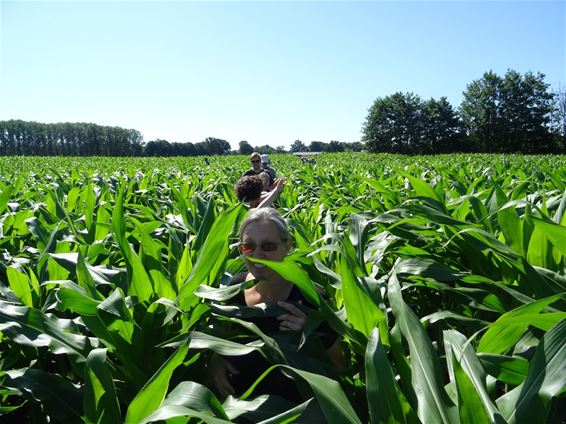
[[0, 153, 564, 423]]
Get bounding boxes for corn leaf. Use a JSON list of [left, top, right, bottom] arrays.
[[124, 341, 190, 424], [365, 327, 416, 424], [478, 294, 565, 354], [497, 318, 566, 423], [84, 348, 121, 424], [443, 330, 505, 424], [388, 271, 457, 424]]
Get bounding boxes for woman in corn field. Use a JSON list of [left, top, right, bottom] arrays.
[[209, 208, 345, 401]]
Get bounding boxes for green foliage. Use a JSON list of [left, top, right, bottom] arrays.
[[362, 92, 461, 154], [460, 70, 557, 153], [0, 153, 565, 423]]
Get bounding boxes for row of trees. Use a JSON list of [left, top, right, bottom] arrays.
[[0, 121, 144, 156], [237, 139, 363, 155], [2, 70, 563, 156], [144, 137, 231, 157], [0, 120, 362, 157], [363, 70, 565, 154]]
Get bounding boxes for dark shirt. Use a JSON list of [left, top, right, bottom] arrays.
[[219, 273, 337, 401], [242, 169, 261, 177], [262, 165, 276, 185]]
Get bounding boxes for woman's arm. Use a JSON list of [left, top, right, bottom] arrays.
[[257, 177, 287, 208]]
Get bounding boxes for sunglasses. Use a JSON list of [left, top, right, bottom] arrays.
[[239, 241, 282, 254], [251, 159, 260, 163]]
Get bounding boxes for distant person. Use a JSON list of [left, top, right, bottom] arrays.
[[260, 154, 276, 186], [243, 152, 263, 177], [300, 155, 316, 165], [234, 175, 287, 209], [204, 157, 210, 166]]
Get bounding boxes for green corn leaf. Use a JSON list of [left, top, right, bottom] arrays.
[[388, 271, 457, 424], [285, 366, 361, 424], [124, 340, 190, 424], [179, 204, 243, 311], [222, 395, 306, 422], [531, 217, 566, 258], [443, 330, 504, 424], [76, 251, 104, 301], [405, 175, 443, 205], [56, 283, 100, 316], [3, 368, 83, 422], [162, 331, 262, 356], [175, 244, 193, 292], [0, 300, 91, 360], [6, 266, 35, 307], [526, 225, 555, 269], [478, 294, 564, 354], [478, 354, 529, 386], [84, 348, 121, 424], [497, 318, 566, 424], [112, 188, 154, 303], [133, 218, 176, 299], [141, 406, 232, 424], [365, 327, 416, 424], [248, 256, 320, 307], [339, 254, 386, 339], [450, 351, 493, 424], [497, 204, 523, 255], [0, 183, 13, 214], [138, 381, 231, 423]]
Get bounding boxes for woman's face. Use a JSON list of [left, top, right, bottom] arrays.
[[239, 219, 290, 280]]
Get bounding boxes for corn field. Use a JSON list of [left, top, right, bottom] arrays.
[[0, 153, 565, 423]]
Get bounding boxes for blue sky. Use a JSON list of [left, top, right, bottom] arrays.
[[1, 1, 564, 150]]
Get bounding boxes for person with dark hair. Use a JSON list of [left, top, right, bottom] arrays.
[[209, 208, 345, 401], [234, 175, 263, 205], [234, 175, 287, 209]]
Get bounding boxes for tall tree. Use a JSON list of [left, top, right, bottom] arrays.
[[551, 86, 566, 152], [308, 141, 326, 152], [460, 70, 556, 152], [255, 145, 276, 154], [238, 140, 254, 155], [204, 137, 231, 155], [422, 97, 462, 153], [362, 92, 425, 153], [290, 139, 307, 153], [325, 140, 344, 152]]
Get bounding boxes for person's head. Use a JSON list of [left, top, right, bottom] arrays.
[[260, 154, 269, 168], [250, 152, 261, 171], [238, 208, 291, 279], [258, 171, 271, 190], [235, 175, 263, 207]]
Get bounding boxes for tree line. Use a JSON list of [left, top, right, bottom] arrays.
[[0, 121, 361, 156], [1, 69, 564, 156], [362, 69, 565, 154], [0, 121, 144, 156]]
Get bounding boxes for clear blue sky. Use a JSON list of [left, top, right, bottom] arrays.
[[1, 1, 564, 150]]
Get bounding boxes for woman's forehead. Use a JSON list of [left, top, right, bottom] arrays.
[[242, 220, 279, 238]]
